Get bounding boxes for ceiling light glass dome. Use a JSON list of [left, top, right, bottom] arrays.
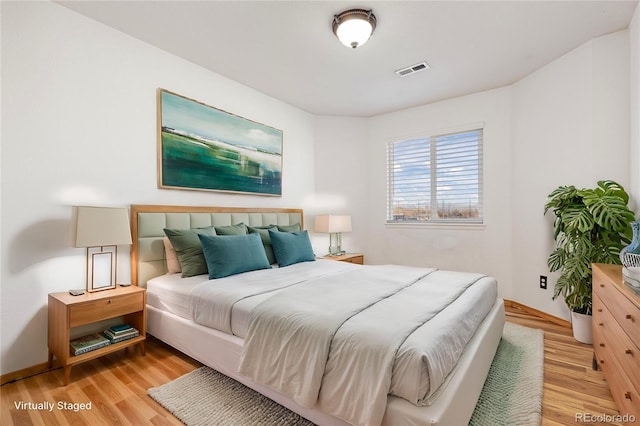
[[332, 9, 377, 49]]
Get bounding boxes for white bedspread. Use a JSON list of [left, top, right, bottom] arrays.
[[185, 260, 497, 425], [238, 266, 495, 426], [189, 260, 360, 334]]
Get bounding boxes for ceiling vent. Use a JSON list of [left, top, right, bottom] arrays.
[[395, 61, 431, 77]]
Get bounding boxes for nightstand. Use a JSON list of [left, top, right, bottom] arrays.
[[321, 253, 364, 264], [48, 286, 146, 385]]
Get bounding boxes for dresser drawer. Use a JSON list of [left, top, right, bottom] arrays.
[[593, 294, 616, 373], [594, 296, 640, 395], [69, 292, 144, 327], [343, 255, 364, 264], [604, 349, 640, 423], [592, 297, 609, 368], [593, 272, 640, 345], [592, 321, 609, 371]]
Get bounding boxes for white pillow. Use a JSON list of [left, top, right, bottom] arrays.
[[163, 236, 182, 274]]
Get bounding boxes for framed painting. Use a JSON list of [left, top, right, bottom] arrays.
[[157, 89, 283, 196]]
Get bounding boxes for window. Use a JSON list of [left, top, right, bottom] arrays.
[[387, 128, 483, 224]]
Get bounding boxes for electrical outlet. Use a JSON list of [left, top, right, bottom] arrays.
[[539, 275, 547, 289]]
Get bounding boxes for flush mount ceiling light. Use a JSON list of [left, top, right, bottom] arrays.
[[332, 8, 377, 49]]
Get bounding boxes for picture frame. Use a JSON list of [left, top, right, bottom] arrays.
[[157, 89, 283, 196]]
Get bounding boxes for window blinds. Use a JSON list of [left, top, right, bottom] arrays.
[[387, 128, 483, 223]]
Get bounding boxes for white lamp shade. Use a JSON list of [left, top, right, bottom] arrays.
[[314, 215, 352, 233], [71, 206, 132, 247]]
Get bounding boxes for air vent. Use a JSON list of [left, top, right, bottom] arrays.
[[395, 61, 431, 77]]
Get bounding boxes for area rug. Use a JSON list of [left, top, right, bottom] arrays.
[[148, 322, 543, 426], [469, 322, 544, 426]]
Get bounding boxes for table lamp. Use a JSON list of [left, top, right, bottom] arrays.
[[71, 206, 132, 292], [314, 214, 352, 256]]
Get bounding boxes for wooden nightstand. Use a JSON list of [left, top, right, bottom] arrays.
[[321, 253, 364, 264], [48, 286, 146, 385]]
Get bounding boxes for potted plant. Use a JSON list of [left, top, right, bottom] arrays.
[[544, 180, 635, 343]]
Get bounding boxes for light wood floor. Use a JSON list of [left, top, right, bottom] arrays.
[[507, 306, 622, 426], [1, 306, 623, 426]]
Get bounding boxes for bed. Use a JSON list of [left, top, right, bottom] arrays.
[[130, 205, 505, 426]]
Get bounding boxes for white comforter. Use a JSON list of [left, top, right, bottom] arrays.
[[189, 260, 359, 334], [189, 261, 497, 426]]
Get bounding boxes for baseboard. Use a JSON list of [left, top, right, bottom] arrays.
[[0, 360, 59, 386], [504, 299, 572, 328]]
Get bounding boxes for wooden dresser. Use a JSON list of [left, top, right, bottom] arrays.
[[592, 263, 640, 423]]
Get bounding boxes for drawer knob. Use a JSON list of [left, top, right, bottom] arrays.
[[625, 391, 632, 400], [597, 309, 603, 313], [108, 300, 112, 304], [600, 284, 605, 288], [599, 322, 604, 326], [625, 349, 633, 355], [599, 343, 605, 347], [626, 314, 633, 320], [600, 360, 605, 364]]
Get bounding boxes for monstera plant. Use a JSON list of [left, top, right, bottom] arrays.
[[544, 180, 635, 316]]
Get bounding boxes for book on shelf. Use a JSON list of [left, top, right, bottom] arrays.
[[104, 328, 139, 339], [106, 324, 135, 336], [105, 331, 140, 344], [70, 333, 110, 356], [104, 325, 139, 343]]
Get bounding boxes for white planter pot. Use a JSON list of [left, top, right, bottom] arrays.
[[571, 311, 593, 344]]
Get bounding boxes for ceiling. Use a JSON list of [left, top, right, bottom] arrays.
[[58, 1, 638, 117]]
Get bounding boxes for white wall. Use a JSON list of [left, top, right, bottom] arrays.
[[364, 88, 515, 299], [1, 2, 316, 375], [511, 31, 630, 319], [630, 4, 640, 212], [311, 116, 369, 256], [341, 30, 629, 321]]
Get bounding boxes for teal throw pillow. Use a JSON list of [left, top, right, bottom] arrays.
[[268, 230, 315, 267], [163, 227, 216, 278], [198, 233, 270, 279]]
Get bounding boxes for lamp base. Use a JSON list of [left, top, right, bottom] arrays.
[[328, 232, 345, 256], [86, 245, 118, 292]]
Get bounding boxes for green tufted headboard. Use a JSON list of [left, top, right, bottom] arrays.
[[130, 205, 304, 287]]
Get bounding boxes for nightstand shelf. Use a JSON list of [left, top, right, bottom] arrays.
[[48, 286, 146, 385], [321, 253, 364, 264], [68, 335, 146, 364]]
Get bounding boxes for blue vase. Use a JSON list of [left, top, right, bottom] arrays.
[[625, 220, 640, 255]]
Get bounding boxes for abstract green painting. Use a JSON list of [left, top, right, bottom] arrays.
[[158, 89, 283, 196]]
